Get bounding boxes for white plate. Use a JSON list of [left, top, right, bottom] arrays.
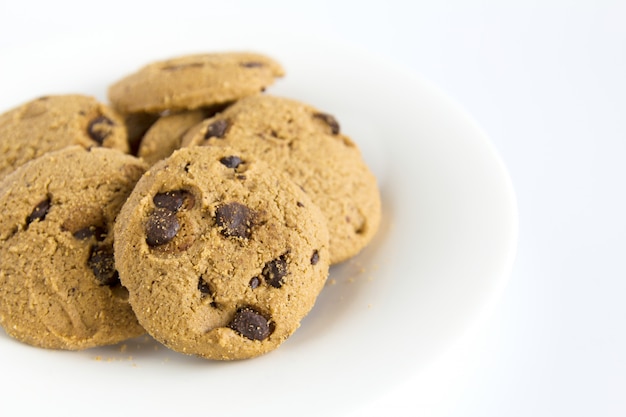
[[0, 23, 518, 417]]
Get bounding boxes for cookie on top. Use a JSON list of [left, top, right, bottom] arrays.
[[114, 146, 330, 360]]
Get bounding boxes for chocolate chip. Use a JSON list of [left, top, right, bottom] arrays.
[[27, 197, 51, 225], [271, 130, 283, 140], [249, 277, 261, 289], [204, 119, 229, 140], [240, 61, 265, 68], [313, 112, 340, 135], [73, 225, 107, 241], [198, 277, 212, 296], [262, 254, 289, 288], [310, 250, 320, 265], [73, 228, 92, 240], [219, 155, 243, 169], [88, 245, 120, 286], [296, 201, 305, 208], [87, 116, 115, 145], [153, 190, 193, 212], [215, 202, 255, 239], [229, 307, 271, 341], [145, 208, 180, 247]]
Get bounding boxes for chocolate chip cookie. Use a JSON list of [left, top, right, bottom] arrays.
[[0, 94, 129, 180], [114, 146, 330, 360], [182, 94, 381, 264], [0, 146, 147, 350], [108, 52, 285, 114]]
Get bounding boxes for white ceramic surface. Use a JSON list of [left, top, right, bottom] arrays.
[[0, 24, 517, 416]]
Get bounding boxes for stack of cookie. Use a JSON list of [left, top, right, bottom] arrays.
[[0, 52, 381, 360]]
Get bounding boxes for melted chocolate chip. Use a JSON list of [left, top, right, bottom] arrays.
[[145, 208, 180, 247], [229, 307, 271, 341], [310, 250, 320, 265], [87, 116, 115, 145], [313, 112, 340, 135], [27, 197, 51, 225], [204, 119, 229, 140], [240, 61, 265, 68], [153, 190, 193, 212], [73, 225, 107, 241], [262, 254, 289, 288], [249, 276, 261, 289], [215, 202, 255, 239], [88, 245, 120, 286], [219, 155, 243, 169]]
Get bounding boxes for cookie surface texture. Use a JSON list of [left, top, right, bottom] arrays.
[[108, 52, 285, 114], [0, 94, 129, 180], [182, 95, 381, 264], [0, 147, 147, 350], [114, 146, 330, 360]]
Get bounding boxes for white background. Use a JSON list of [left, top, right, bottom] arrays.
[[1, 1, 625, 416]]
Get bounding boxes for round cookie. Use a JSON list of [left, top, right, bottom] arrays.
[[108, 52, 285, 114], [114, 146, 330, 360], [137, 108, 218, 165], [182, 95, 381, 264], [0, 94, 130, 180], [0, 146, 147, 350]]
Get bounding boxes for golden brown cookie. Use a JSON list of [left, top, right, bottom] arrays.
[[0, 147, 147, 350], [0, 94, 129, 180], [114, 146, 330, 360], [108, 52, 285, 114], [182, 95, 381, 264]]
